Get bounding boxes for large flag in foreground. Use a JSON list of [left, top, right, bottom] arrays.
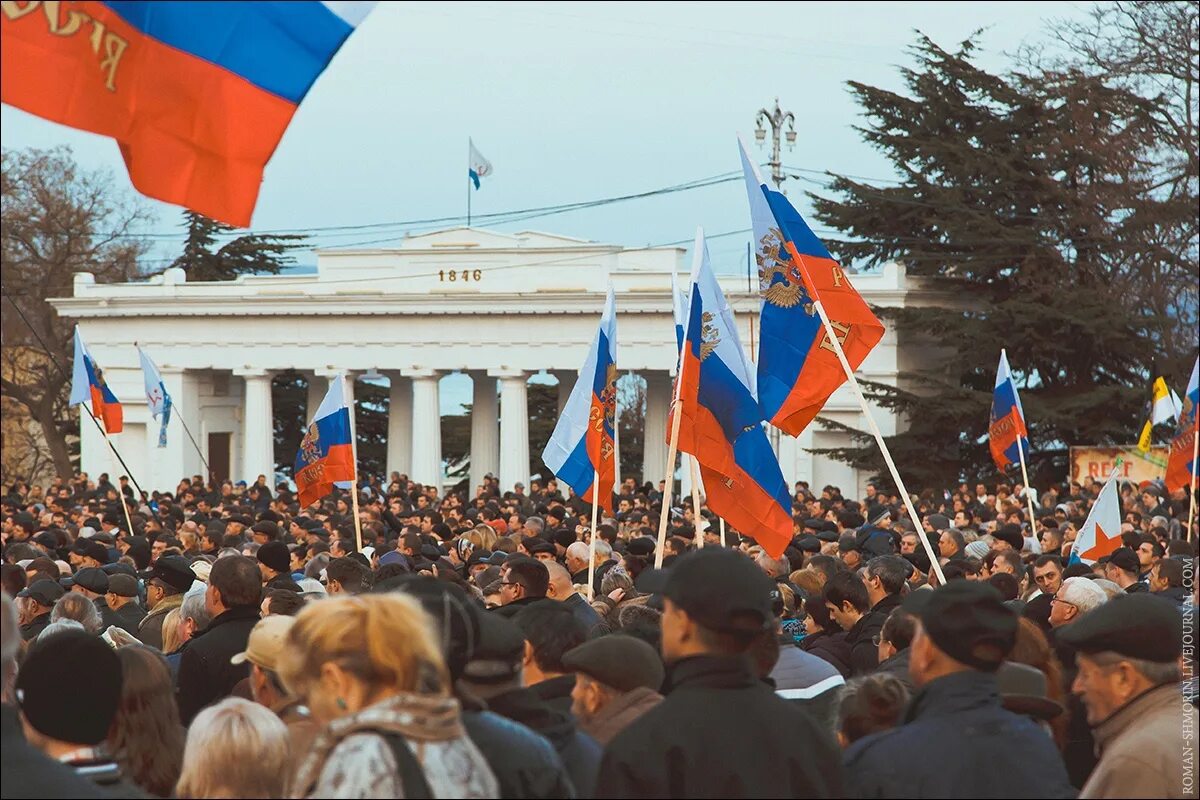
[[70, 326, 122, 434], [673, 230, 791, 557], [542, 287, 618, 513], [1166, 357, 1199, 493], [989, 349, 1029, 471], [739, 138, 884, 436], [1067, 471, 1122, 565], [137, 347, 172, 448], [1, 1, 375, 226], [294, 374, 355, 507]]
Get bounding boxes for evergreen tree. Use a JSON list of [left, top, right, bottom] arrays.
[[171, 210, 306, 281], [809, 34, 1196, 489]]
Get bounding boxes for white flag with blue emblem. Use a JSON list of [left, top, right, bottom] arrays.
[[137, 347, 172, 448], [469, 138, 493, 189]]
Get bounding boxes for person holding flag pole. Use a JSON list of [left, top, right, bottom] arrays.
[[294, 373, 363, 551], [136, 344, 215, 480], [541, 286, 618, 598], [738, 137, 945, 584], [990, 350, 1039, 535], [1166, 357, 1199, 540], [69, 325, 137, 537]]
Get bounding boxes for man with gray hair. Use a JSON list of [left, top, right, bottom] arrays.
[[1060, 594, 1194, 798], [1048, 577, 1108, 629], [754, 551, 791, 580], [50, 593, 102, 635], [855, 556, 909, 675]]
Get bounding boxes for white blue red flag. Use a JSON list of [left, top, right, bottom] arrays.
[[1167, 356, 1199, 493], [1068, 470, 1122, 565], [70, 326, 123, 434], [672, 229, 791, 557], [989, 349, 1029, 471], [294, 373, 356, 507], [469, 138, 493, 190], [739, 137, 885, 437], [543, 286, 619, 513], [137, 347, 172, 448]]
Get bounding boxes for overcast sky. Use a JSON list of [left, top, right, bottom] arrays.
[[2, 1, 1090, 273]]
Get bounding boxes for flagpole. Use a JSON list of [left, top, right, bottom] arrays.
[[656, 373, 685, 569], [467, 139, 472, 228], [588, 468, 600, 601], [1188, 432, 1199, 543], [689, 457, 704, 549], [173, 410, 214, 481], [342, 373, 365, 553], [792, 255, 945, 584], [1015, 439, 1039, 539], [719, 517, 727, 547], [92, 415, 137, 535]]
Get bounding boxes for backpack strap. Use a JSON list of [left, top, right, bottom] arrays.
[[382, 732, 434, 799]]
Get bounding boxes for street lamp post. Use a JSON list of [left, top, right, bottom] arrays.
[[755, 97, 797, 192]]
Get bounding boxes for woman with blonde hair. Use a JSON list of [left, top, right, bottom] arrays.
[[278, 593, 497, 798], [160, 607, 183, 656], [175, 697, 289, 798]]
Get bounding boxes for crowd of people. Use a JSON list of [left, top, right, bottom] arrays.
[[0, 467, 1195, 798]]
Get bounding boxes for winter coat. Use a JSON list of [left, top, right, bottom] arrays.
[[579, 686, 663, 746], [843, 670, 1075, 798], [800, 630, 854, 678], [136, 592, 183, 650], [1080, 683, 1198, 799], [595, 654, 844, 798], [175, 605, 260, 724], [487, 684, 601, 798], [20, 611, 51, 642], [108, 600, 146, 636], [770, 645, 847, 734], [874, 648, 914, 693], [1, 703, 107, 799], [848, 593, 902, 676], [462, 709, 576, 798]]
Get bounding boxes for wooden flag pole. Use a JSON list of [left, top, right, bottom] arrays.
[[804, 293, 946, 585], [655, 375, 686, 569], [342, 373, 365, 553], [719, 517, 727, 547], [588, 467, 600, 600], [1188, 431, 1199, 543], [689, 456, 704, 549], [1015, 440, 1039, 540], [101, 431, 137, 537]]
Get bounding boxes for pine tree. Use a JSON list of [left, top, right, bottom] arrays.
[[170, 210, 306, 281], [809, 34, 1196, 489]]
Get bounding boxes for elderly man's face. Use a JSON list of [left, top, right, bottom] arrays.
[[1048, 591, 1078, 628], [1072, 653, 1144, 726]]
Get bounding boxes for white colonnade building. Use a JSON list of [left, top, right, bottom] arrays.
[[50, 228, 928, 499]]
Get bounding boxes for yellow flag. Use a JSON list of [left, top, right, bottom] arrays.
[[1137, 420, 1154, 452]]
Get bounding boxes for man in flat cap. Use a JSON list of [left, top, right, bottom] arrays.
[[16, 579, 65, 641], [596, 548, 843, 798], [68, 567, 120, 632], [844, 581, 1074, 798], [563, 634, 664, 745], [136, 554, 193, 650], [102, 573, 144, 635], [1059, 593, 1194, 798]]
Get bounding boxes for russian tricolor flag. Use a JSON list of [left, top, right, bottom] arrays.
[[294, 373, 356, 508], [70, 326, 123, 434], [1, 1, 375, 226], [543, 286, 618, 514], [672, 230, 791, 558], [739, 137, 885, 437], [989, 349, 1029, 471], [1166, 356, 1199, 493]]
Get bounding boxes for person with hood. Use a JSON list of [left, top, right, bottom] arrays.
[[844, 582, 1074, 798]]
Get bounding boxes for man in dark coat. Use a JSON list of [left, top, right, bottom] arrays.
[[16, 580, 63, 641], [844, 582, 1075, 798], [176, 555, 262, 724], [104, 574, 146, 635], [596, 549, 843, 798]]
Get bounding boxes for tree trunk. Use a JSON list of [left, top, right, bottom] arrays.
[[30, 398, 75, 479]]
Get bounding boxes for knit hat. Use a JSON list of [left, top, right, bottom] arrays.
[[16, 630, 122, 745]]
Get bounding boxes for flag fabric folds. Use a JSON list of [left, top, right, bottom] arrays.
[[1166, 357, 1199, 493], [469, 138, 493, 190], [1138, 376, 1176, 452], [294, 374, 356, 507], [671, 270, 688, 355], [989, 349, 1029, 471], [70, 326, 123, 434], [739, 138, 885, 437], [137, 347, 172, 448], [672, 229, 791, 558], [1, 1, 375, 226], [1067, 471, 1122, 565], [542, 286, 619, 513]]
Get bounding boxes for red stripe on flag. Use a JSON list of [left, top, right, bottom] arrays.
[[90, 385, 123, 434], [296, 443, 355, 507]]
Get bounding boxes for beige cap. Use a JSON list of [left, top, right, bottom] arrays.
[[230, 615, 295, 670]]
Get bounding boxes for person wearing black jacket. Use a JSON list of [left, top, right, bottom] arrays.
[[493, 558, 551, 619], [596, 549, 843, 799], [176, 556, 262, 725]]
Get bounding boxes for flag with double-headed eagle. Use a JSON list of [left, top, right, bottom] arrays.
[[738, 137, 885, 436], [1166, 357, 1199, 493], [671, 228, 791, 558], [542, 286, 618, 513], [294, 374, 356, 507]]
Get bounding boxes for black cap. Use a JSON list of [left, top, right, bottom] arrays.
[[796, 535, 822, 553], [626, 537, 656, 558], [838, 533, 859, 553], [1056, 593, 1182, 663], [250, 521, 280, 540], [636, 549, 774, 635], [462, 611, 525, 684], [107, 573, 138, 598], [34, 532, 58, 550], [72, 567, 109, 594], [1107, 547, 1139, 575], [902, 582, 1016, 671], [527, 540, 556, 557], [994, 524, 1024, 551], [996, 661, 1063, 721], [466, 549, 494, 569], [78, 540, 109, 565], [563, 635, 664, 693], [803, 518, 825, 531], [17, 579, 65, 607], [11, 512, 36, 531], [16, 630, 122, 745], [148, 555, 194, 592], [257, 540, 290, 573], [816, 530, 839, 543], [926, 514, 950, 532]]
